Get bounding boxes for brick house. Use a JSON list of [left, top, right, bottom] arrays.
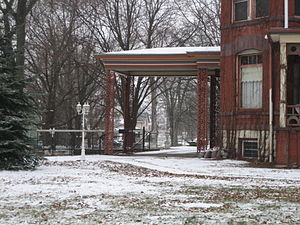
[[221, 0, 300, 166], [98, 0, 300, 167]]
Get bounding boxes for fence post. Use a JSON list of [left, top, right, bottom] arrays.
[[50, 128, 56, 154], [142, 127, 145, 151], [149, 133, 151, 150]]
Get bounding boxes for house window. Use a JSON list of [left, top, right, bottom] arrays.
[[287, 55, 300, 105], [234, 0, 269, 21], [242, 140, 258, 158], [256, 0, 268, 18], [296, 0, 300, 16], [239, 52, 263, 108], [234, 0, 248, 21]]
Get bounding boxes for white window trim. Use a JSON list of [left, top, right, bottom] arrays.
[[248, 0, 252, 19]]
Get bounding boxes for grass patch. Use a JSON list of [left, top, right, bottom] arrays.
[[180, 185, 300, 203]]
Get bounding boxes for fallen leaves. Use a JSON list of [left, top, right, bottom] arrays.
[[1, 158, 299, 225]]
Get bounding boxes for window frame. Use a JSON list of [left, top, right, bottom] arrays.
[[255, 0, 269, 18], [238, 50, 264, 110], [234, 0, 249, 22], [233, 0, 269, 22]]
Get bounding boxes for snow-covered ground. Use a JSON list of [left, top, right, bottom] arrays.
[[0, 146, 299, 225]]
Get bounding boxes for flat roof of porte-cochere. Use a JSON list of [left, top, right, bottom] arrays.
[[95, 46, 220, 77]]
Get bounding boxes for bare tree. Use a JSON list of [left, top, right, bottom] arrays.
[[78, 0, 117, 53], [0, 0, 39, 78], [100, 0, 141, 51], [80, 0, 167, 137], [139, 0, 175, 48], [27, 0, 105, 131], [175, 0, 220, 46], [138, 0, 176, 145], [160, 77, 196, 146], [22, 0, 221, 150]]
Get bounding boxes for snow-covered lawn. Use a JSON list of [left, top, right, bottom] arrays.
[[0, 147, 299, 224]]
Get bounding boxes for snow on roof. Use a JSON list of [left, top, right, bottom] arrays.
[[100, 46, 220, 56]]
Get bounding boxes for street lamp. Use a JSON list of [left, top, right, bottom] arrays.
[[76, 102, 90, 165]]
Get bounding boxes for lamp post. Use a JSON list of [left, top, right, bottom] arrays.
[[76, 102, 90, 165]]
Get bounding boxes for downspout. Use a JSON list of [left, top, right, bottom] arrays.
[[268, 38, 273, 163], [284, 0, 289, 28]]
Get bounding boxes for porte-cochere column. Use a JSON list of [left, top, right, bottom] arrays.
[[197, 68, 208, 152], [104, 70, 115, 155], [209, 71, 220, 148]]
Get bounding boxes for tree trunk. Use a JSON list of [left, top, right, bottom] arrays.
[[150, 78, 158, 148], [16, 1, 27, 79], [169, 110, 179, 146]]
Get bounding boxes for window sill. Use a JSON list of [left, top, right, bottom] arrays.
[[239, 107, 263, 110], [237, 109, 266, 116], [221, 17, 271, 30], [233, 16, 269, 24]]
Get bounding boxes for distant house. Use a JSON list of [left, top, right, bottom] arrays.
[[220, 0, 300, 166], [97, 0, 300, 167]]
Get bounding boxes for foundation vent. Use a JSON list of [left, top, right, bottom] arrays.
[[242, 140, 258, 158]]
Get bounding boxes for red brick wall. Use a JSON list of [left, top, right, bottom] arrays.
[[220, 0, 300, 129], [276, 130, 300, 166], [220, 0, 300, 164]]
